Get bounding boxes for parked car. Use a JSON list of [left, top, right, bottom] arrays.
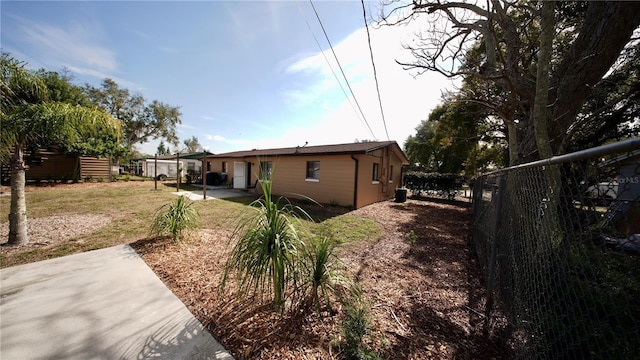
[[586, 182, 618, 205]]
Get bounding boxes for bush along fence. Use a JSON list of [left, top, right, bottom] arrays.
[[471, 138, 640, 359], [404, 171, 466, 199]]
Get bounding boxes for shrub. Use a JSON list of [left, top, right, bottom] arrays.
[[299, 236, 351, 314], [222, 175, 310, 312], [150, 195, 200, 242], [406, 230, 417, 245], [340, 299, 381, 360], [404, 171, 465, 198]]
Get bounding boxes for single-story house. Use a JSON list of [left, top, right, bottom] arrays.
[[1, 148, 111, 184], [205, 141, 409, 208]]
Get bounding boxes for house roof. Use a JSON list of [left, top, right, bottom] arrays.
[[152, 151, 213, 161], [176, 151, 214, 160], [209, 141, 409, 164]]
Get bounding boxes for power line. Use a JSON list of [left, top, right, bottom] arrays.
[[361, 0, 390, 141], [308, 0, 376, 140], [295, 1, 370, 137]]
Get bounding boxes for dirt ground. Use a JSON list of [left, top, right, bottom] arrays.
[[2, 181, 511, 358], [0, 181, 149, 251], [134, 197, 512, 359]]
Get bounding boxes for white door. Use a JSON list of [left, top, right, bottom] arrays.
[[233, 162, 246, 189]]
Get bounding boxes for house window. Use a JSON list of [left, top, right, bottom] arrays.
[[389, 165, 394, 182], [306, 161, 320, 181], [372, 163, 380, 182], [222, 161, 227, 173], [260, 161, 273, 180]]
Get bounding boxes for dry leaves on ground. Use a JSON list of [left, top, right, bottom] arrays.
[[134, 197, 512, 359]]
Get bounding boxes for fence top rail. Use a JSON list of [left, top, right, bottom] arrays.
[[483, 137, 640, 176]]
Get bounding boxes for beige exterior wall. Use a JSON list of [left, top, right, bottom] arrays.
[[206, 144, 407, 208], [352, 147, 407, 208], [209, 155, 356, 207], [271, 155, 356, 207]]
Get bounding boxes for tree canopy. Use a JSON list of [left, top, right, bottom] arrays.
[[157, 141, 170, 156], [182, 136, 203, 153], [384, 0, 640, 164], [1, 54, 121, 161], [84, 78, 182, 157], [1, 53, 121, 245], [404, 100, 505, 177]]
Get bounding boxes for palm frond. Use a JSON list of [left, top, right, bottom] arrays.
[[1, 53, 48, 114]]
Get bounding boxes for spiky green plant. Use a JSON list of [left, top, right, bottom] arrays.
[[150, 195, 200, 242], [222, 175, 310, 312], [341, 300, 381, 360], [300, 236, 351, 314]]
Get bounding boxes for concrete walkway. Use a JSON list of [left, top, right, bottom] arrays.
[[0, 245, 234, 360], [172, 188, 249, 201]]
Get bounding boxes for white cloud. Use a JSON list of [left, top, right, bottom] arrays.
[[157, 46, 180, 54], [281, 15, 460, 149], [14, 15, 117, 73], [207, 134, 226, 142], [178, 123, 198, 130], [64, 65, 142, 91]]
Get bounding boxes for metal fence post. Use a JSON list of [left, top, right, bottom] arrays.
[[484, 174, 507, 331]]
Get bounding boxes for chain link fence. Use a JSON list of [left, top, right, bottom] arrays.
[[472, 138, 640, 359]]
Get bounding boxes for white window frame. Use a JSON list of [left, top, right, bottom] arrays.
[[306, 161, 320, 182]]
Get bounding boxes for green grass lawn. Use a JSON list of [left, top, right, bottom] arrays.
[[1, 182, 380, 267]]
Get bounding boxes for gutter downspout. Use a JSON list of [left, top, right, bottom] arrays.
[[351, 155, 359, 208]]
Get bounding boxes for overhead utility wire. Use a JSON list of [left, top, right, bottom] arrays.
[[308, 0, 377, 139], [295, 1, 370, 136], [361, 0, 390, 141]]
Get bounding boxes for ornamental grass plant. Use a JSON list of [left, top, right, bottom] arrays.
[[150, 195, 200, 242], [222, 175, 310, 312], [299, 236, 352, 315]]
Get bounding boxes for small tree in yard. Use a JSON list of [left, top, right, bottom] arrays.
[[1, 54, 121, 245], [150, 195, 200, 242]]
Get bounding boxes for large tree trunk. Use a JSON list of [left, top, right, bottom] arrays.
[[8, 147, 28, 245], [505, 119, 518, 166], [533, 0, 554, 160], [534, 0, 562, 253]]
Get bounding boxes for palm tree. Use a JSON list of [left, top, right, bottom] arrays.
[[1, 54, 121, 245]]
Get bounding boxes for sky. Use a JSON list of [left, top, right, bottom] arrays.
[[1, 0, 458, 155]]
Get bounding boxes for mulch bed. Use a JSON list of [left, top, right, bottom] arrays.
[[133, 197, 512, 359]]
